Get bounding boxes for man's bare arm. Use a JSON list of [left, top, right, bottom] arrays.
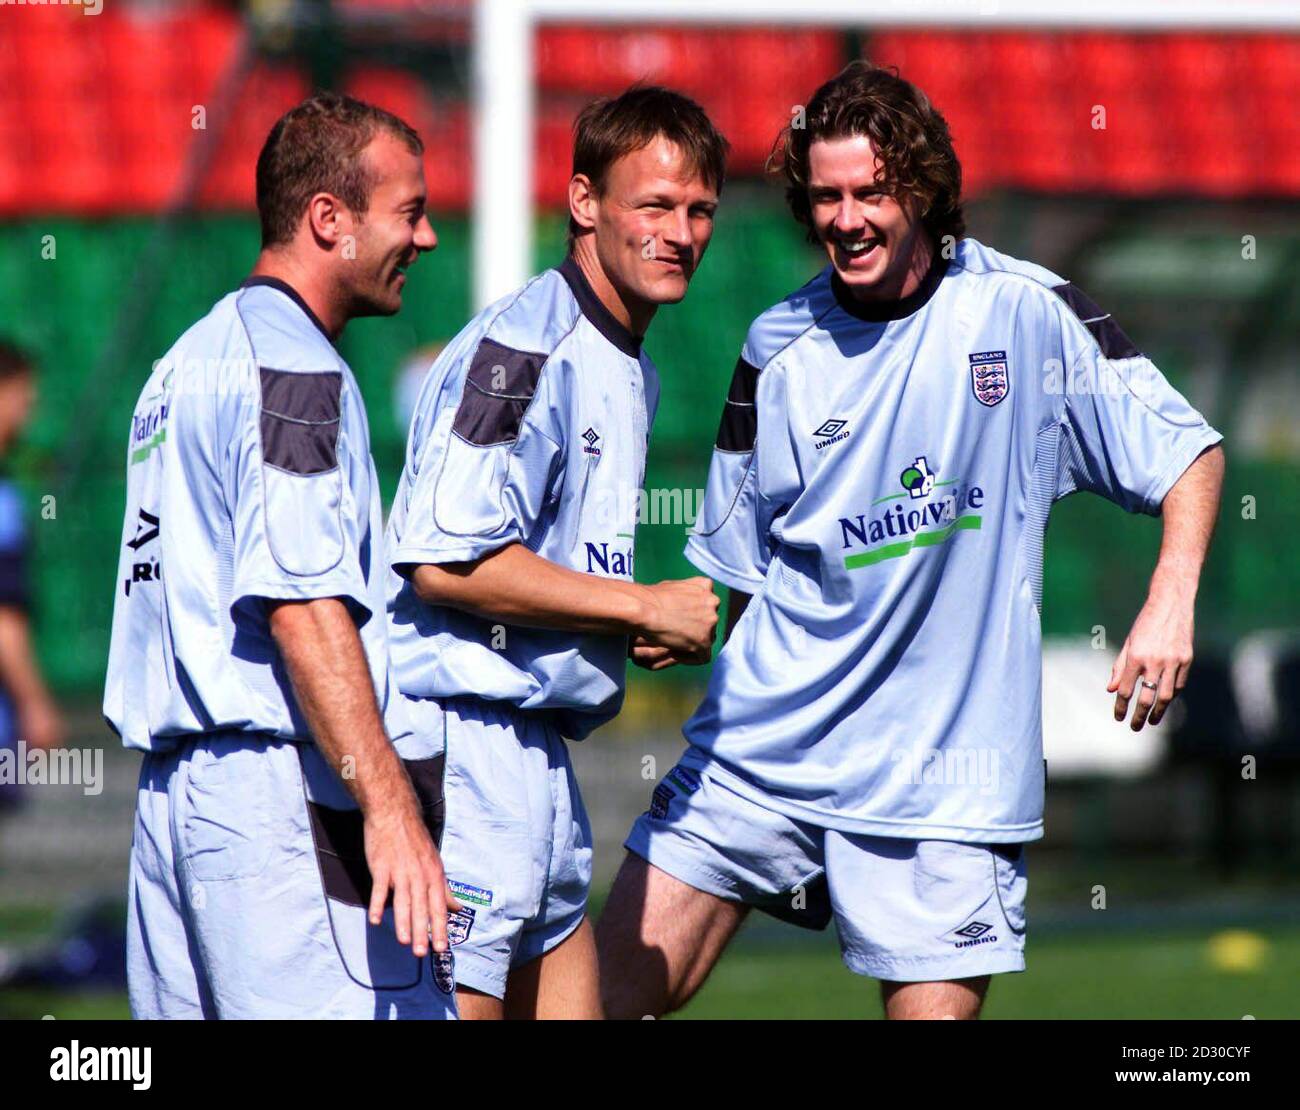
[[408, 542, 717, 658], [1108, 444, 1225, 730], [268, 596, 455, 954]]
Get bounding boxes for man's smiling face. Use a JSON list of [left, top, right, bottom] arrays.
[[807, 134, 927, 303], [343, 130, 437, 317], [588, 135, 719, 310]]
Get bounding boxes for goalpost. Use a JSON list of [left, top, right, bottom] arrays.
[[471, 0, 1300, 310]]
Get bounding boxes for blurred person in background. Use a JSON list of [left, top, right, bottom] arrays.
[[0, 340, 65, 823]]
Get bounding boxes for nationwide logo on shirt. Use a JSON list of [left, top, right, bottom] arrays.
[[585, 540, 634, 577], [900, 456, 936, 499], [970, 350, 1009, 407], [130, 368, 174, 466], [838, 457, 984, 570], [813, 418, 850, 450]]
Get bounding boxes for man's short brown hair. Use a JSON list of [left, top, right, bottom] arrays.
[[770, 62, 965, 245], [256, 92, 424, 249], [568, 84, 729, 248]]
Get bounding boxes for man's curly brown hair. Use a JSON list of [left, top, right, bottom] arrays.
[[769, 62, 965, 246]]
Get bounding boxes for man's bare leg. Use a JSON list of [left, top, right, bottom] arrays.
[[881, 976, 989, 1020], [504, 916, 602, 1020], [456, 986, 504, 1020], [596, 852, 749, 1019]]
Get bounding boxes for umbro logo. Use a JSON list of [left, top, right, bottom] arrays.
[[581, 426, 601, 456], [955, 921, 993, 939], [813, 418, 850, 450], [126, 508, 160, 551], [814, 419, 846, 438], [952, 919, 999, 947]]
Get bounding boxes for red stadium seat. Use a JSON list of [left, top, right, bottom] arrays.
[[345, 68, 470, 211], [535, 99, 580, 207], [2, 15, 1297, 215], [198, 66, 311, 210], [537, 26, 715, 96]]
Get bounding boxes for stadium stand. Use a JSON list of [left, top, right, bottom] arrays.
[[4, 10, 1299, 215]]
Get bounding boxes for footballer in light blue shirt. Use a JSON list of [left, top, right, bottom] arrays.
[[386, 86, 726, 1018], [104, 94, 457, 1019], [603, 63, 1226, 1020]]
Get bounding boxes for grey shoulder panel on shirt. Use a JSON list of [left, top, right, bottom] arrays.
[[715, 356, 762, 453], [1051, 282, 1142, 360], [715, 270, 836, 454], [259, 367, 343, 475], [451, 337, 548, 447]]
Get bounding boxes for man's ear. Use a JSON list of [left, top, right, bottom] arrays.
[[568, 174, 598, 234], [305, 192, 349, 246]]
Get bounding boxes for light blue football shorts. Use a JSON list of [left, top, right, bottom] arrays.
[[419, 694, 593, 999], [127, 731, 458, 1020], [625, 753, 1028, 982]]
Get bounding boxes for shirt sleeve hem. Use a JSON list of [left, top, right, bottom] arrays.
[[1141, 427, 1224, 514], [683, 540, 766, 594], [391, 538, 521, 569], [232, 577, 373, 622]]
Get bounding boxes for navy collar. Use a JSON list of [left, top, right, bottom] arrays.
[[558, 255, 644, 358], [831, 249, 950, 323], [240, 276, 334, 342]]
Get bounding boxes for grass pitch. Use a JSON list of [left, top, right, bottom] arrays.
[[5, 915, 1297, 1020]]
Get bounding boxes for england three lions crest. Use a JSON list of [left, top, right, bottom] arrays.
[[969, 351, 1009, 407]]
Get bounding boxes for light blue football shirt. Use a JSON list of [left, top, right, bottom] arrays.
[[104, 278, 408, 753], [386, 256, 660, 741], [682, 237, 1222, 842]]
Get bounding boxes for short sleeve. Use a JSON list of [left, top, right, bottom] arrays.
[[391, 337, 565, 568], [1052, 284, 1222, 514], [225, 366, 371, 613], [685, 355, 787, 592]]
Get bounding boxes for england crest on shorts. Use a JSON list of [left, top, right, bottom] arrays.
[[432, 949, 456, 995], [969, 350, 1009, 407], [447, 905, 476, 947]]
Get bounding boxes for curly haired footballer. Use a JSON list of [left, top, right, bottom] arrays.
[[769, 61, 965, 245]]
